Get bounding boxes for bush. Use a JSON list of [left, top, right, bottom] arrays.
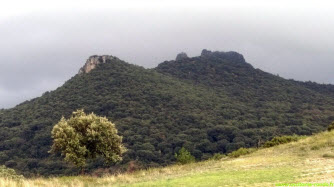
[[174, 147, 195, 164], [227, 148, 256, 158], [262, 135, 302, 148], [210, 153, 226, 160], [0, 165, 23, 180], [328, 122, 334, 131], [311, 145, 321, 150], [323, 153, 334, 158]]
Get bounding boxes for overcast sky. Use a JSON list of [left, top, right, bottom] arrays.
[[1, 0, 334, 109]]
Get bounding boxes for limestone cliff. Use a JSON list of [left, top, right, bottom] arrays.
[[78, 55, 116, 74]]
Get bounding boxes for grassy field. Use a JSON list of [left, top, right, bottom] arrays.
[[2, 130, 334, 186]]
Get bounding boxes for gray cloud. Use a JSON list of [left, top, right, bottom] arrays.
[[1, 7, 334, 108]]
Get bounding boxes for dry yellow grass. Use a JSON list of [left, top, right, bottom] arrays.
[[2, 130, 334, 186]]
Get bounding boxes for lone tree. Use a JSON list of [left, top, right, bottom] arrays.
[[50, 109, 125, 172]]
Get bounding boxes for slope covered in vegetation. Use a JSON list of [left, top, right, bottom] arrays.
[[0, 50, 334, 176], [3, 128, 334, 186]]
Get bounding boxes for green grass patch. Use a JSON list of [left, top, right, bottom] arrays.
[[125, 167, 298, 187]]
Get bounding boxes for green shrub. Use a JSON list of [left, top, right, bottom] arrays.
[[262, 135, 302, 148], [323, 153, 334, 158], [311, 145, 321, 150], [328, 122, 334, 131], [175, 147, 195, 164], [0, 165, 23, 180], [227, 148, 256, 158], [210, 153, 226, 160]]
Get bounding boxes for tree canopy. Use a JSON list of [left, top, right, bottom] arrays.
[[50, 110, 125, 169]]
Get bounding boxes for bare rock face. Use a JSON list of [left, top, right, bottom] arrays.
[[175, 52, 189, 61], [78, 55, 115, 74]]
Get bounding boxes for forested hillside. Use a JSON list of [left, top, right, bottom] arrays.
[[0, 50, 334, 176]]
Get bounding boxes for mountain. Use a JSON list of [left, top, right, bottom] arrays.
[[0, 50, 334, 176]]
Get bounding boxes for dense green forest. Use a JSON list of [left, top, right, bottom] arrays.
[[1, 49, 334, 176]]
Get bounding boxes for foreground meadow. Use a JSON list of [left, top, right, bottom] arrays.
[[2, 130, 334, 187]]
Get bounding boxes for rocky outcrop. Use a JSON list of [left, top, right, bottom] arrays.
[[78, 55, 116, 74], [201, 49, 246, 63], [201, 49, 212, 56], [175, 52, 189, 61]]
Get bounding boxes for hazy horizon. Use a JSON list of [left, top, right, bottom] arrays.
[[1, 0, 334, 108]]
